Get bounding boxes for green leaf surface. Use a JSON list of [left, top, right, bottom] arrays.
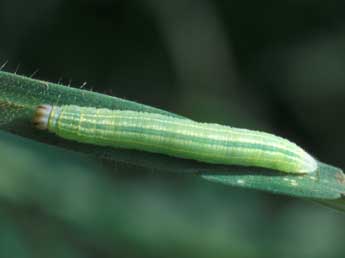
[[1, 71, 344, 208], [202, 162, 345, 200]]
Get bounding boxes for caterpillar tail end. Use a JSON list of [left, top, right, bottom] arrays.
[[299, 152, 318, 174], [33, 104, 52, 130]]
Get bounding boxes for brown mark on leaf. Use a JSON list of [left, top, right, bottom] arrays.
[[336, 171, 345, 184], [37, 80, 49, 90], [0, 99, 27, 125], [0, 99, 26, 110]]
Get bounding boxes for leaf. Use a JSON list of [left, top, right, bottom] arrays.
[[1, 71, 344, 210], [314, 198, 345, 212], [202, 162, 345, 199]]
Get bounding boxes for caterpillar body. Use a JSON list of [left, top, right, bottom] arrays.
[[33, 105, 317, 174]]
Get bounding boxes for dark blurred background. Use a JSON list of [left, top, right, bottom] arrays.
[[1, 0, 345, 257]]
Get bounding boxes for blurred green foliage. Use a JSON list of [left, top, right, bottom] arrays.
[[1, 0, 345, 257], [2, 131, 345, 258]]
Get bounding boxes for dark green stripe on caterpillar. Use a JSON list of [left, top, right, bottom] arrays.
[[33, 105, 317, 174]]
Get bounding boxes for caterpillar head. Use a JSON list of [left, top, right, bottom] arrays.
[[33, 104, 53, 130]]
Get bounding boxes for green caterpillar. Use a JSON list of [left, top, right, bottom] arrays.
[[33, 104, 317, 174]]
